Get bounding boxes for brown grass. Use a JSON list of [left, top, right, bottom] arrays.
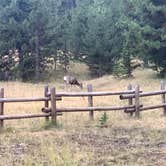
[[0, 68, 166, 166]]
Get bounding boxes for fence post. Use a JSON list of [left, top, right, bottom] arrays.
[[127, 84, 133, 116], [87, 84, 94, 120], [44, 85, 49, 121], [135, 85, 140, 118], [161, 81, 166, 116], [0, 88, 4, 128], [50, 87, 57, 125]]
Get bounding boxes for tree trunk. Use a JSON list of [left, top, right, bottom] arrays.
[[64, 40, 69, 72], [35, 30, 40, 80], [54, 55, 57, 71], [124, 55, 132, 77]]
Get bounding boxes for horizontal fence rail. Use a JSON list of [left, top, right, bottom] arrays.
[[50, 90, 142, 97], [120, 90, 166, 99], [140, 103, 166, 111], [42, 105, 135, 113], [0, 82, 166, 128], [0, 97, 61, 103], [0, 113, 62, 120]]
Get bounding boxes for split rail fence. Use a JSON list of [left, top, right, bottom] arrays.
[[0, 82, 166, 128]]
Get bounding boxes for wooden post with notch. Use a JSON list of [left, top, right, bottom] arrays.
[[44, 85, 49, 121], [161, 81, 166, 116], [135, 85, 140, 118], [0, 88, 4, 128], [87, 84, 94, 120], [127, 84, 133, 116], [50, 87, 57, 125]]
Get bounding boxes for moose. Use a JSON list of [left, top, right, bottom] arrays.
[[63, 75, 83, 90]]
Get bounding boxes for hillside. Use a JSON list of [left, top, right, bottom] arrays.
[[0, 68, 166, 165]]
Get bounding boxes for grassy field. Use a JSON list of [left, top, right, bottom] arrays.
[[0, 68, 166, 166]]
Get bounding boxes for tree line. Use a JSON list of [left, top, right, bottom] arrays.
[[0, 0, 165, 81]]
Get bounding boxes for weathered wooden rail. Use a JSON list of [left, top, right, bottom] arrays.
[[42, 82, 166, 124], [42, 86, 139, 125], [0, 86, 62, 127], [120, 82, 166, 117], [0, 82, 166, 128]]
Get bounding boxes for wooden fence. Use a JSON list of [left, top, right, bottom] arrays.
[[0, 86, 62, 127], [120, 82, 166, 117], [0, 82, 166, 128]]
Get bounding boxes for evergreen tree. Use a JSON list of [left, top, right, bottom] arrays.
[[141, 0, 166, 77], [0, 0, 165, 81], [0, 0, 33, 80], [71, 0, 124, 77]]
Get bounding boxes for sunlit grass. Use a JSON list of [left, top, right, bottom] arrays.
[[0, 68, 166, 165]]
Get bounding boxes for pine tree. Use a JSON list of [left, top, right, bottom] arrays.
[[141, 0, 166, 77]]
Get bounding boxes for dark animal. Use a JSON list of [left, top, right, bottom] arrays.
[[63, 75, 83, 90]]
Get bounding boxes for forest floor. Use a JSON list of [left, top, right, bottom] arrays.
[[0, 68, 166, 166]]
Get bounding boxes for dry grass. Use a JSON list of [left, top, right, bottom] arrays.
[[0, 68, 166, 166]]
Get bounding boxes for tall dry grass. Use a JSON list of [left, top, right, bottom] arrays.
[[0, 68, 166, 166]]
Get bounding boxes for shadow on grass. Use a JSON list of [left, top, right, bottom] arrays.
[[42, 121, 63, 130], [0, 127, 16, 134]]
